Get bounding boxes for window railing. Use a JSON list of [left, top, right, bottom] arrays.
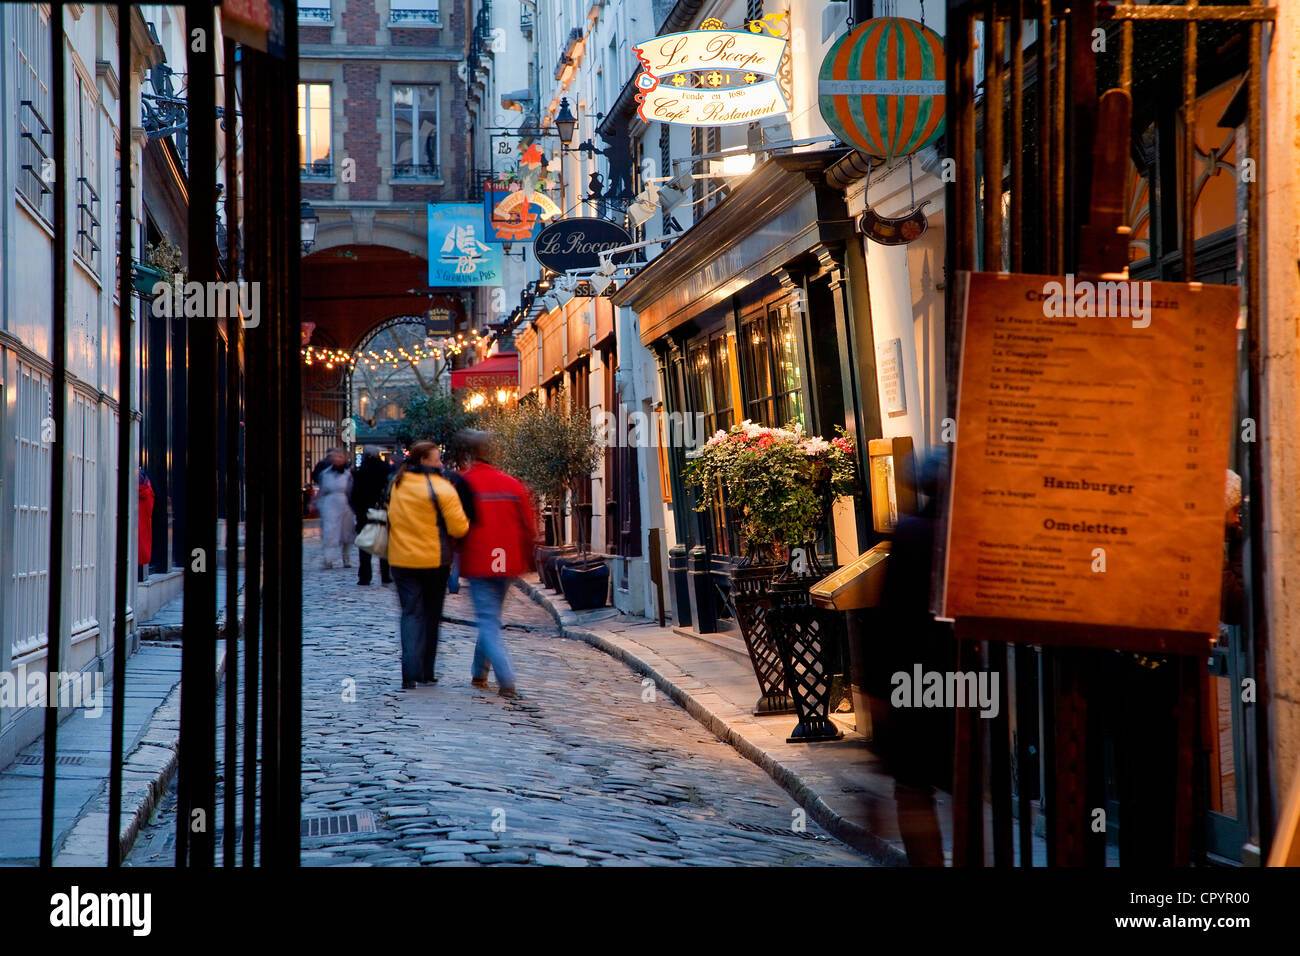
[[298, 4, 332, 22], [390, 7, 441, 26], [301, 159, 333, 178], [19, 99, 53, 218], [393, 161, 440, 179], [76, 176, 101, 263]]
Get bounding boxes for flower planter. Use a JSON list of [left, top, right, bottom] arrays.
[[560, 558, 609, 611], [132, 263, 167, 297], [536, 545, 577, 590], [768, 602, 848, 743], [728, 562, 795, 716]]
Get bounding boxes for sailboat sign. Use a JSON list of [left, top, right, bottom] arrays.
[[427, 203, 503, 286]]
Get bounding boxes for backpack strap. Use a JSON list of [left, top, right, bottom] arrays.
[[424, 474, 452, 563]]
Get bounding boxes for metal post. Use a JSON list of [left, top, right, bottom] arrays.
[[668, 544, 691, 628], [689, 545, 717, 634], [40, 0, 69, 869], [222, 35, 242, 870], [177, 0, 219, 867], [108, 0, 134, 867]]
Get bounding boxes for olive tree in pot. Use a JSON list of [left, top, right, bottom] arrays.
[[497, 397, 607, 609]]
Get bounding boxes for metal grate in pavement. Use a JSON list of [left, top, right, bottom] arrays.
[[300, 810, 377, 838], [16, 753, 87, 766], [731, 820, 831, 842]]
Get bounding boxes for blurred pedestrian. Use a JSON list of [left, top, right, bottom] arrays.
[[138, 467, 155, 579], [387, 441, 469, 689], [437, 456, 476, 594], [351, 451, 395, 585], [317, 448, 355, 569], [457, 429, 536, 700]]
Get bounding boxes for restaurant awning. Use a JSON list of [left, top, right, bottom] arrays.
[[449, 352, 519, 391]]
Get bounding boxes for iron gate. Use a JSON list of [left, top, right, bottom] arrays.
[[35, 0, 303, 868]]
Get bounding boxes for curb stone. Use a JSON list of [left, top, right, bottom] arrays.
[[514, 577, 908, 867]]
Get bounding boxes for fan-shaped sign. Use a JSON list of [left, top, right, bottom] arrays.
[[818, 18, 945, 161]]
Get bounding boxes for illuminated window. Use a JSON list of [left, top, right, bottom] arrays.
[[298, 83, 332, 176]]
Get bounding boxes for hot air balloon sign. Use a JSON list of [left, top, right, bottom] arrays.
[[818, 18, 946, 162]]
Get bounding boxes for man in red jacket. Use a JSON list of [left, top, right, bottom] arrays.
[[456, 429, 537, 698]]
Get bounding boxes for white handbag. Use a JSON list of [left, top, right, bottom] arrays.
[[355, 507, 389, 558]]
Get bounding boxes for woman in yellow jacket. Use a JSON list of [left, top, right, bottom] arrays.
[[386, 441, 470, 689]]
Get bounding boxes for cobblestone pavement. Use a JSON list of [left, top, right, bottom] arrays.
[[129, 546, 870, 866]]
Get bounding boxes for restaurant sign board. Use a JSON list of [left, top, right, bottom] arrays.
[[632, 26, 788, 126], [939, 271, 1238, 652], [533, 218, 634, 273]]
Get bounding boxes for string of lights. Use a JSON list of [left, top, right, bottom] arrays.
[[301, 329, 492, 370]]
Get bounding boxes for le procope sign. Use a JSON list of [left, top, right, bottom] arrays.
[[533, 218, 634, 273]]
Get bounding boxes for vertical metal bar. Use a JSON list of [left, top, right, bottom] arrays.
[[222, 35, 242, 870], [1066, 0, 1098, 273], [989, 639, 1013, 865], [279, 6, 304, 863], [1052, 18, 1066, 273], [1010, 1, 1025, 274], [1244, 5, 1273, 858], [1119, 12, 1133, 95], [177, 0, 219, 867], [40, 0, 68, 869], [983, 2, 1004, 269], [1015, 644, 1036, 865], [1181, 0, 1199, 280], [945, 5, 976, 419], [259, 43, 282, 863], [1036, 1, 1052, 274], [108, 0, 133, 868], [241, 48, 263, 868]]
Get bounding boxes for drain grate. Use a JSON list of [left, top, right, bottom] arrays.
[[732, 820, 831, 842], [16, 753, 87, 766], [300, 810, 377, 838]]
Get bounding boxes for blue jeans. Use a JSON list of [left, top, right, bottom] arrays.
[[447, 551, 461, 594], [391, 565, 451, 684], [469, 577, 516, 689]]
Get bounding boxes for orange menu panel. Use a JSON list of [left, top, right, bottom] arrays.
[[941, 271, 1238, 641]]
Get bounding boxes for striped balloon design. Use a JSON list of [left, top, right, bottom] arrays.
[[819, 18, 946, 161]]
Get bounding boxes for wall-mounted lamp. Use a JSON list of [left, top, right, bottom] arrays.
[[300, 200, 319, 254]]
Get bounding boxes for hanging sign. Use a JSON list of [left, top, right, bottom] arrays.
[[533, 218, 634, 273], [427, 203, 503, 286], [633, 19, 789, 127], [938, 271, 1238, 652], [483, 182, 562, 243], [819, 17, 945, 161]]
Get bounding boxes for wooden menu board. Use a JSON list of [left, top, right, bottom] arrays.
[[939, 271, 1238, 652]]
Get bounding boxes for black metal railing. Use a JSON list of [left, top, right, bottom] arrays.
[[76, 176, 101, 262], [298, 3, 332, 22], [393, 161, 440, 179], [19, 98, 53, 217], [301, 159, 333, 177], [390, 6, 441, 25]]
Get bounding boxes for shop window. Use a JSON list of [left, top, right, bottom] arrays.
[[571, 362, 593, 548], [687, 332, 739, 555], [1186, 82, 1238, 243], [742, 300, 805, 429], [298, 82, 332, 177], [393, 84, 440, 179]]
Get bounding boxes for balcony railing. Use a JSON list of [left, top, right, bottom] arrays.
[[301, 159, 333, 178], [298, 4, 331, 22], [392, 162, 441, 180], [19, 99, 53, 218], [76, 176, 101, 263], [390, 7, 441, 26]]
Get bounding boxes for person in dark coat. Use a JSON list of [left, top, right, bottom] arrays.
[[436, 460, 476, 594], [869, 448, 954, 866], [351, 452, 395, 585]]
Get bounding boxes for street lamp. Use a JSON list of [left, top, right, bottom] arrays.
[[554, 98, 578, 147], [300, 200, 319, 254]]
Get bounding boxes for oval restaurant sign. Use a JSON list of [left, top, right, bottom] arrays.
[[818, 18, 945, 161], [533, 218, 634, 273], [633, 21, 789, 127]]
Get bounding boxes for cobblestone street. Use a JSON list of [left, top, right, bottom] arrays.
[[128, 549, 869, 866]]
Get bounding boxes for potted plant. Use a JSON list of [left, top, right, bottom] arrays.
[[497, 397, 607, 609], [135, 235, 185, 297], [684, 421, 857, 715]]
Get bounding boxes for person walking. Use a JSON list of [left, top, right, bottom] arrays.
[[351, 451, 395, 585], [437, 457, 476, 595], [456, 429, 537, 700], [387, 441, 470, 689], [316, 448, 356, 569]]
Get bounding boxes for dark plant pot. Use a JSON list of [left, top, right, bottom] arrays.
[[728, 561, 795, 716], [133, 263, 167, 296], [540, 546, 578, 590], [560, 559, 610, 611]]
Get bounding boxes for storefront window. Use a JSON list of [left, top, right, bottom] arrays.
[[686, 332, 739, 555], [742, 299, 805, 429]]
